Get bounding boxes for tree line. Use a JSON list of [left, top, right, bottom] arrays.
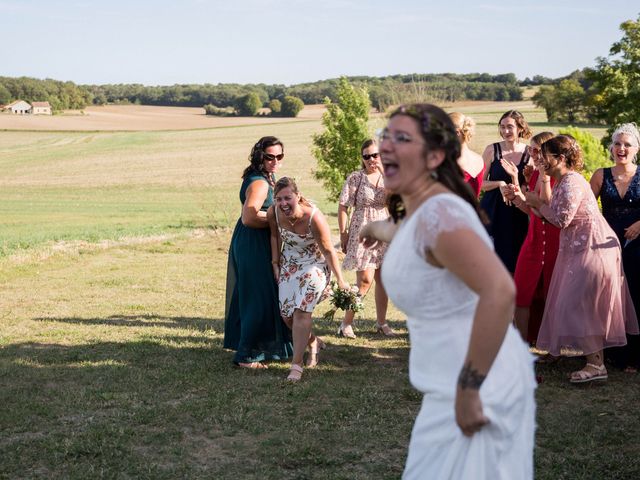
[[0, 73, 526, 116], [0, 76, 92, 111]]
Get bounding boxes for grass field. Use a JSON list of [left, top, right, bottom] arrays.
[[2, 102, 639, 479]]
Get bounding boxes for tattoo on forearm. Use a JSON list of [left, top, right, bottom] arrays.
[[458, 362, 486, 390]]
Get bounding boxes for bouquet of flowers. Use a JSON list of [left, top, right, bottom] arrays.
[[322, 281, 365, 322]]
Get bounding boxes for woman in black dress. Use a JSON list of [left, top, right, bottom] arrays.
[[479, 110, 532, 273], [590, 122, 640, 372]]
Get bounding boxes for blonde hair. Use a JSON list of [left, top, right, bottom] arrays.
[[449, 112, 475, 144]]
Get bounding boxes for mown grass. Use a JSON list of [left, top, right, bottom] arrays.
[[2, 101, 636, 479]]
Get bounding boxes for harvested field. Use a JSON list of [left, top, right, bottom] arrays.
[[0, 104, 328, 132]]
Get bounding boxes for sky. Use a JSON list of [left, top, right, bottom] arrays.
[[0, 0, 636, 86]]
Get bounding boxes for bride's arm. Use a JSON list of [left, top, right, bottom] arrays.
[[430, 228, 515, 436], [359, 219, 398, 247]]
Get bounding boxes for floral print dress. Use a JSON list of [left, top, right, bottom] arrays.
[[339, 170, 389, 271], [277, 207, 331, 318]]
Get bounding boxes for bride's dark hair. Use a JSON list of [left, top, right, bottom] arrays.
[[385, 104, 486, 223]]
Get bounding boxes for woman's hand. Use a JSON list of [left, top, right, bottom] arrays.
[[359, 223, 379, 248], [523, 163, 534, 183], [338, 280, 350, 291], [455, 387, 489, 437], [272, 262, 280, 282], [502, 184, 518, 202], [340, 231, 349, 253], [500, 158, 519, 183], [524, 191, 543, 209], [624, 221, 640, 241], [498, 182, 512, 206]]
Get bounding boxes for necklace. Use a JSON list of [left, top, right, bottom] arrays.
[[614, 165, 637, 181], [288, 209, 303, 227]]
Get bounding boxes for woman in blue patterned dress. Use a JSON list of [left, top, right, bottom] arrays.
[[223, 137, 293, 369]]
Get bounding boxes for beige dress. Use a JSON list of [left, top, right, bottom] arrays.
[[339, 170, 389, 270]]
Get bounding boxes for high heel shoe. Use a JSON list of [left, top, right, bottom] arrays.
[[375, 323, 396, 337], [337, 323, 357, 339]]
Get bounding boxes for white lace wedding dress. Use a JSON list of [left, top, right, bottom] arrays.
[[382, 193, 536, 480]]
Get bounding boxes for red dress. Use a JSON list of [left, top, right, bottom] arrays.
[[463, 165, 484, 198], [513, 170, 560, 342]]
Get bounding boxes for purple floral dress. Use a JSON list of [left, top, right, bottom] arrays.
[[339, 170, 389, 270], [537, 172, 639, 355], [276, 207, 331, 318]]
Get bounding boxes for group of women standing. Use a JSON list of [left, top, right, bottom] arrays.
[[224, 135, 392, 381], [223, 106, 640, 478]]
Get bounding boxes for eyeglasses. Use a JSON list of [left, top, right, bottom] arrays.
[[527, 146, 540, 156], [263, 153, 284, 161], [362, 152, 380, 160], [377, 129, 423, 145]]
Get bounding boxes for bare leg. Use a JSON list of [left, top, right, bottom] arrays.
[[291, 309, 313, 368], [514, 306, 530, 342], [341, 269, 373, 327], [374, 268, 389, 327]]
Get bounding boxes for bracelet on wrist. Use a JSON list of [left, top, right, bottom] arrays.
[[271, 260, 279, 264]]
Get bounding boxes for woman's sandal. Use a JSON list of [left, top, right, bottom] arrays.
[[375, 323, 396, 337], [287, 364, 304, 382], [236, 361, 268, 370], [305, 336, 326, 368], [337, 323, 357, 339], [569, 363, 608, 383]]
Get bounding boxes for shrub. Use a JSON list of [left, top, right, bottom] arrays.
[[204, 104, 234, 116], [559, 126, 609, 177], [235, 92, 262, 116], [268, 99, 282, 115], [281, 95, 304, 117]]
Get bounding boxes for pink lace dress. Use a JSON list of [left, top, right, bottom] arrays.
[[537, 172, 639, 356], [339, 170, 389, 271]]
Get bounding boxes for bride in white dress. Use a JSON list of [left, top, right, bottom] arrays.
[[361, 104, 536, 479]]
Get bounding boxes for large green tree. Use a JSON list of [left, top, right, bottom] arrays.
[[312, 77, 370, 200], [532, 79, 587, 123], [588, 14, 640, 143]]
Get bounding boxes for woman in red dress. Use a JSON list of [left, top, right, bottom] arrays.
[[504, 132, 560, 344], [449, 112, 484, 197]]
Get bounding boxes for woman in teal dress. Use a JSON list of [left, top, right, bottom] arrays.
[[223, 136, 293, 368]]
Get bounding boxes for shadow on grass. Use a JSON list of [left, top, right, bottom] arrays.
[[0, 329, 413, 479], [33, 314, 223, 332]]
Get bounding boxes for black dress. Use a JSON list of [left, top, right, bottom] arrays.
[[223, 172, 293, 364], [480, 143, 529, 273], [601, 167, 640, 369]]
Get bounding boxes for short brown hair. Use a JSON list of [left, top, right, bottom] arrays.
[[541, 135, 584, 171], [498, 110, 532, 140]]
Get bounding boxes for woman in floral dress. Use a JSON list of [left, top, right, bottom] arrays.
[[268, 177, 349, 381], [525, 135, 638, 383], [337, 139, 393, 338]]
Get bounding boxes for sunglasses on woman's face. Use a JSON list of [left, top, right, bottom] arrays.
[[263, 153, 284, 161], [362, 152, 380, 160]]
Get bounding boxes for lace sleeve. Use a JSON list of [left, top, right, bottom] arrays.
[[539, 173, 584, 228], [338, 171, 361, 208], [413, 195, 479, 257]]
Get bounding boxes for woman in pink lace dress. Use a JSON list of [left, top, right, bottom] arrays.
[[337, 139, 393, 338], [525, 135, 639, 383]]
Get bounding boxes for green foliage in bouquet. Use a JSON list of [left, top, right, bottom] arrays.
[[322, 281, 365, 323]]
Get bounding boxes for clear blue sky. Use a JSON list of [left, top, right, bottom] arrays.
[[0, 0, 635, 86]]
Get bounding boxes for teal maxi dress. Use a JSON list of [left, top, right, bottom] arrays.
[[223, 171, 293, 364]]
